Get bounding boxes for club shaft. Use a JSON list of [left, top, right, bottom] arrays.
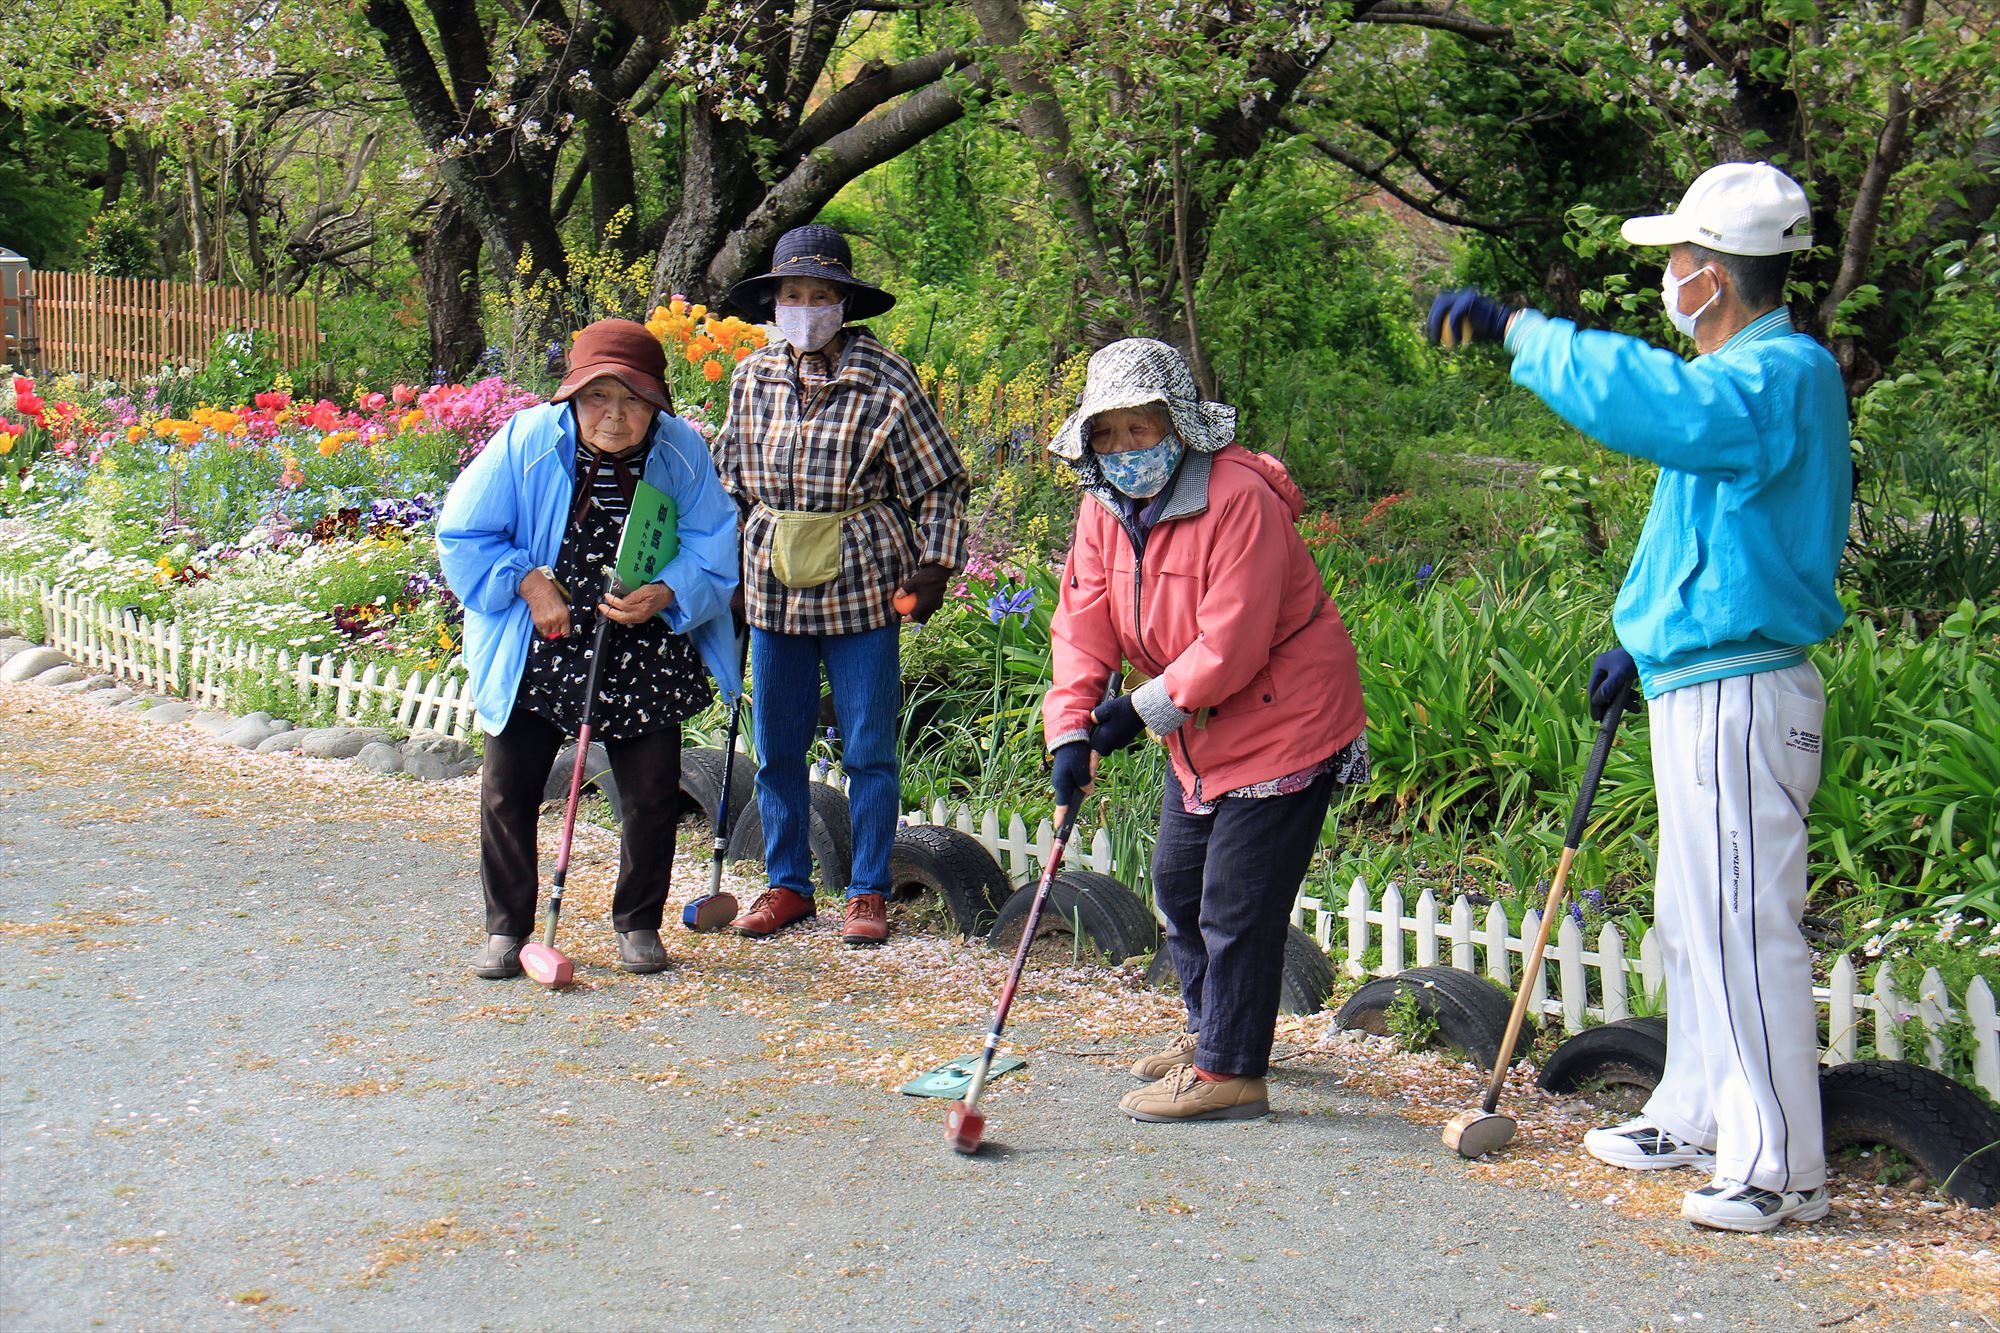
[[543, 570, 618, 946], [1479, 689, 1630, 1113], [962, 819, 1074, 1114]]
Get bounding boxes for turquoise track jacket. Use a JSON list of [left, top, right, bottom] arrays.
[[1506, 307, 1850, 698]]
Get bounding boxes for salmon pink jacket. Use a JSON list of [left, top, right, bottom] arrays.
[[1043, 443, 1367, 807]]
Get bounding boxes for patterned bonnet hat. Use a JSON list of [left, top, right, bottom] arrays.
[[1050, 338, 1237, 462]]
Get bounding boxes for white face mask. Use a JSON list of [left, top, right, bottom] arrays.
[[1662, 263, 1720, 340], [775, 302, 845, 353]]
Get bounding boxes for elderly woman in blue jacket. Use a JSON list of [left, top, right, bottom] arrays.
[[438, 319, 741, 980]]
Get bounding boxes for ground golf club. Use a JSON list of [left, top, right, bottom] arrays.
[[1443, 683, 1632, 1159], [520, 567, 620, 989]]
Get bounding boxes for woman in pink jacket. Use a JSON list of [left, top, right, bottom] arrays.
[[1044, 339, 1368, 1123]]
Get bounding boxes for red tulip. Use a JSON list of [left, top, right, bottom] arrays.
[[14, 393, 44, 421]]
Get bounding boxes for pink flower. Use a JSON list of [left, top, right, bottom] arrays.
[[391, 383, 416, 407], [361, 392, 387, 413]]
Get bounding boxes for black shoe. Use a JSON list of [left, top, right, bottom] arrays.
[[474, 934, 524, 979], [617, 929, 670, 974]]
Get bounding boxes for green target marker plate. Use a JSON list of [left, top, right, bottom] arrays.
[[899, 1054, 1026, 1099]]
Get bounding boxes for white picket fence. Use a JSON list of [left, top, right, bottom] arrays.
[[0, 571, 479, 738], [6, 568, 1994, 1101], [902, 796, 2000, 1101]]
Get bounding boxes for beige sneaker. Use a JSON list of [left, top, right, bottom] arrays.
[[1130, 1030, 1200, 1081], [1119, 1065, 1269, 1122]]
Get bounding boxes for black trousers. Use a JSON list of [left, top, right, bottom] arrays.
[[479, 709, 682, 936], [1152, 765, 1336, 1078]]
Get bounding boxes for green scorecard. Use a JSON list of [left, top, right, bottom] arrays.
[[614, 480, 678, 591]]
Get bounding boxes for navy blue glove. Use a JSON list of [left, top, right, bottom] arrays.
[[1088, 693, 1146, 757], [1426, 289, 1518, 348], [1051, 741, 1093, 811], [1588, 648, 1637, 721]]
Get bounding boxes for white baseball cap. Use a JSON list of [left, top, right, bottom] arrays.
[[1621, 161, 1814, 256]]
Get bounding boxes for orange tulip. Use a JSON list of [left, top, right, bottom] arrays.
[[703, 359, 725, 382]]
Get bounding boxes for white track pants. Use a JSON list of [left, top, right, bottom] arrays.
[[1641, 663, 1828, 1193]]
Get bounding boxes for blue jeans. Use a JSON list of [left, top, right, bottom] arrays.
[[750, 624, 900, 901]]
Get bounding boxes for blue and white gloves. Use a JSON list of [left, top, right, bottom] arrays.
[[1052, 693, 1149, 812], [1588, 648, 1638, 721], [1051, 742, 1094, 812], [1088, 694, 1146, 758], [1426, 289, 1520, 349]]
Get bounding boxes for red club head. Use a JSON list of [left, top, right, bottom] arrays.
[[945, 1099, 985, 1155], [520, 942, 573, 988]]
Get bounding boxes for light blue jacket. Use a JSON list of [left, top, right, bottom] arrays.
[[436, 403, 743, 734], [1507, 307, 1850, 698]]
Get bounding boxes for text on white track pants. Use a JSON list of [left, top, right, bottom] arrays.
[[1641, 662, 1828, 1192]]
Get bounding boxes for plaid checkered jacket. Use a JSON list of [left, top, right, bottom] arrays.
[[712, 328, 969, 635]]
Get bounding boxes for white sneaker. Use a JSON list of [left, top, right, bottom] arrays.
[[1583, 1117, 1717, 1171], [1681, 1177, 1830, 1233]]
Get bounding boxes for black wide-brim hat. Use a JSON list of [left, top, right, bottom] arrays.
[[726, 223, 896, 321]]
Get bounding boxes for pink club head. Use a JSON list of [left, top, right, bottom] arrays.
[[519, 942, 573, 988]]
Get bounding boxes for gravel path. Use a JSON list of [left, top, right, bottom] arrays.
[[0, 688, 1986, 1331]]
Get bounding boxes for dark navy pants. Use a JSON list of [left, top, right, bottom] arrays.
[[1152, 764, 1336, 1078]]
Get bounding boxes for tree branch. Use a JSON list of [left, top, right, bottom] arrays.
[[705, 70, 989, 291], [783, 50, 972, 158], [1291, 122, 1538, 236], [1351, 1, 1510, 43]]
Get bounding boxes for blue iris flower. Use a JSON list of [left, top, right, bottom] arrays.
[[986, 585, 1036, 624]]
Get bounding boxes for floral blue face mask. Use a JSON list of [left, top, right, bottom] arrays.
[[1096, 433, 1184, 498]]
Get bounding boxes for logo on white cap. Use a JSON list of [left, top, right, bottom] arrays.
[[1622, 162, 1813, 257]]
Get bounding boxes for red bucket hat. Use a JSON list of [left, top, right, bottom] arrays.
[[551, 319, 673, 414]]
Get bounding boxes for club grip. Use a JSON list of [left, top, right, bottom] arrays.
[[1565, 682, 1633, 850]]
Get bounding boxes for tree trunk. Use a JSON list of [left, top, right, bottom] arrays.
[[413, 196, 486, 381]]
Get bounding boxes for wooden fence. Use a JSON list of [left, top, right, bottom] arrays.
[[4, 564, 1996, 1102], [0, 572, 476, 739], [29, 271, 322, 382]]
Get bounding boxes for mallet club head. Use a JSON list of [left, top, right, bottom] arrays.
[[945, 1099, 985, 1155], [681, 893, 738, 932], [519, 942, 574, 988], [1442, 1108, 1518, 1159]]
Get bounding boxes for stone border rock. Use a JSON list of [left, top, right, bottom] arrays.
[[0, 633, 481, 780]]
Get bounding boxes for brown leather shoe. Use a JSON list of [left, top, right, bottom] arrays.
[[841, 893, 888, 946], [473, 934, 524, 979], [733, 887, 816, 937], [1131, 1030, 1200, 1081], [616, 929, 670, 974]]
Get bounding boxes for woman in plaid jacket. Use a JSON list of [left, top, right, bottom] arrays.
[[710, 223, 968, 946]]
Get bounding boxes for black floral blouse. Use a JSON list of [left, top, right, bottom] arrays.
[[517, 436, 713, 740]]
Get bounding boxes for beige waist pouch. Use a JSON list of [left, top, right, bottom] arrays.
[[763, 502, 870, 589]]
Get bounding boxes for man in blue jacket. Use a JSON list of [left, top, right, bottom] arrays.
[[1428, 161, 1849, 1233]]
